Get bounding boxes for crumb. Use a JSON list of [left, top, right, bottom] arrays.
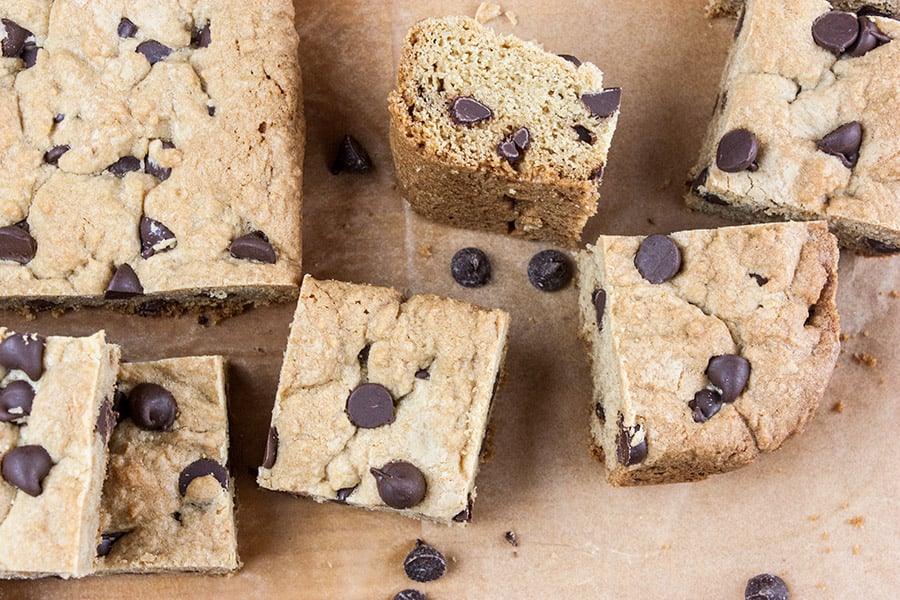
[[846, 516, 865, 528], [816, 583, 827, 591], [418, 244, 432, 258], [839, 332, 850, 341], [809, 514, 821, 521], [550, 552, 558, 559], [891, 290, 900, 298], [840, 502, 850, 510], [505, 10, 519, 25], [832, 400, 845, 413], [475, 2, 503, 23], [822, 531, 829, 541], [862, 330, 870, 337], [647, 218, 656, 225], [824, 546, 833, 554], [504, 531, 519, 547], [879, 377, 886, 385], [528, 316, 537, 324], [655, 178, 672, 191], [852, 352, 877, 367], [853, 545, 861, 555], [661, 544, 671, 552]]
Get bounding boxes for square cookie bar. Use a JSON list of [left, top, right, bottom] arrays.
[[0, 0, 304, 313], [258, 276, 509, 524], [687, 0, 900, 254], [0, 329, 120, 578], [95, 355, 238, 574], [389, 16, 619, 248], [577, 222, 839, 485]]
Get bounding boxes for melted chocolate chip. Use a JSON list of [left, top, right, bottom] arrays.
[[848, 15, 890, 57], [192, 22, 211, 48], [812, 11, 860, 54], [117, 18, 138, 39], [573, 125, 595, 144], [346, 383, 395, 428], [745, 573, 790, 600], [403, 540, 447, 583], [105, 264, 144, 299], [449, 96, 493, 125], [139, 216, 177, 258], [592, 288, 606, 331], [96, 397, 116, 440], [634, 234, 681, 284], [615, 414, 647, 467], [107, 156, 141, 177], [262, 426, 278, 469], [716, 128, 759, 172], [178, 458, 229, 496], [817, 121, 862, 168], [450, 247, 491, 288], [2, 445, 53, 496], [0, 380, 35, 423], [0, 224, 37, 264], [582, 88, 621, 119], [527, 249, 572, 291], [497, 127, 531, 167], [128, 382, 177, 430], [706, 354, 751, 403], [0, 333, 45, 380], [689, 389, 723, 423], [559, 54, 582, 66], [863, 237, 900, 254], [750, 273, 769, 286], [2, 19, 32, 58], [230, 231, 276, 263], [335, 485, 357, 502], [370, 461, 427, 509], [44, 144, 70, 165], [330, 135, 372, 174], [97, 531, 128, 557], [135, 40, 172, 65]]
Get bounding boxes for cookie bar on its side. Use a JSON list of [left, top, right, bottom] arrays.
[[577, 222, 839, 485], [0, 330, 120, 578], [258, 276, 509, 524], [95, 355, 238, 574], [389, 16, 619, 248]]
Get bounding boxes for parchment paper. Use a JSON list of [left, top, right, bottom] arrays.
[[1, 1, 898, 598]]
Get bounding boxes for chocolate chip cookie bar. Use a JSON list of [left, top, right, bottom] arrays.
[[577, 222, 839, 485], [0, 1, 304, 313], [257, 276, 509, 524], [688, 0, 900, 255], [0, 329, 120, 578], [706, 0, 898, 18], [389, 16, 619, 248], [95, 355, 238, 574]]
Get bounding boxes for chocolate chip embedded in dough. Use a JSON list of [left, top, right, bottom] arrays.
[[139, 216, 177, 258], [191, 22, 211, 49], [573, 125, 595, 144], [43, 145, 70, 165], [528, 249, 572, 292], [346, 382, 395, 429], [0, 224, 37, 264], [0, 380, 35, 423], [53, 113, 65, 123], [370, 461, 427, 509], [0, 332, 45, 380], [117, 18, 138, 39], [847, 15, 890, 57], [329, 135, 372, 175], [135, 40, 172, 65], [335, 485, 357, 503], [816, 121, 862, 168], [615, 414, 647, 467], [230, 231, 276, 263], [863, 237, 900, 254], [1, 445, 53, 497], [145, 142, 175, 181], [706, 354, 751, 403], [178, 458, 229, 496], [452, 497, 473, 522], [716, 128, 759, 172], [97, 531, 128, 557], [595, 401, 605, 422], [394, 590, 427, 600], [128, 382, 177, 430], [634, 234, 682, 284], [497, 126, 531, 167], [745, 573, 790, 600], [1, 19, 31, 58], [449, 96, 493, 125], [582, 88, 621, 119], [450, 247, 491, 288], [414, 368, 430, 380], [20, 42, 37, 68], [207, 105, 216, 117], [107, 156, 142, 177], [262, 426, 278, 469], [750, 273, 769, 286], [96, 397, 117, 440], [691, 167, 729, 205], [403, 539, 447, 583], [812, 11, 860, 54], [592, 288, 607, 331], [105, 264, 144, 299], [689, 389, 723, 423], [559, 54, 582, 66]]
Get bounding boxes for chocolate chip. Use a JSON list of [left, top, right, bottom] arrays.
[[634, 234, 681, 284], [689, 389, 723, 423], [139, 216, 177, 258], [44, 144, 70, 165], [453, 498, 473, 522], [357, 344, 370, 366], [857, 6, 892, 18], [590, 164, 605, 182], [582, 88, 621, 119], [573, 125, 595, 144], [105, 264, 144, 299], [207, 105, 216, 117], [527, 249, 572, 291], [863, 237, 900, 254], [117, 18, 138, 39], [817, 121, 862, 168], [370, 461, 427, 509], [96, 397, 116, 440], [262, 426, 278, 469], [53, 113, 65, 123], [135, 40, 172, 65], [414, 368, 430, 380], [745, 573, 790, 600], [735, 9, 746, 38], [107, 156, 141, 177], [615, 414, 647, 467], [230, 231, 276, 263], [329, 134, 372, 174], [97, 532, 128, 557], [505, 531, 519, 547], [336, 485, 357, 502], [451, 247, 491, 288], [346, 383, 395, 428], [592, 288, 607, 330], [113, 387, 129, 422], [812, 11, 860, 54], [178, 458, 229, 496], [2, 445, 53, 496], [706, 354, 751, 403], [595, 401, 605, 422], [750, 273, 769, 286], [848, 15, 890, 57], [128, 382, 177, 430], [20, 43, 38, 68], [691, 167, 729, 205], [394, 590, 428, 600], [0, 224, 37, 264], [403, 540, 447, 583], [2, 19, 31, 58], [192, 22, 211, 48], [0, 333, 45, 380], [449, 96, 493, 125], [145, 149, 174, 181], [497, 126, 531, 167], [716, 128, 759, 172], [559, 54, 581, 66], [0, 381, 35, 423]]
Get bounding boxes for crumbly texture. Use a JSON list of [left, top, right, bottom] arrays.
[[706, 0, 900, 17], [577, 222, 840, 485], [0, 329, 120, 578], [389, 17, 618, 248], [0, 0, 304, 312], [688, 0, 900, 254], [258, 275, 510, 524], [95, 355, 238, 574]]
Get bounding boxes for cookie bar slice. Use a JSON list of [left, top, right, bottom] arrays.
[[688, 0, 900, 255], [577, 222, 839, 485], [95, 356, 238, 574], [389, 16, 619, 248], [0, 329, 120, 578], [258, 276, 509, 524]]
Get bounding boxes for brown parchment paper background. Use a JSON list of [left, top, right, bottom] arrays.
[[1, 1, 899, 598]]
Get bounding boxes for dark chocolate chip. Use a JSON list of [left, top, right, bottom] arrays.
[[107, 155, 141, 177], [403, 539, 447, 583], [716, 128, 759, 172], [335, 485, 357, 503], [1, 19, 31, 58], [230, 231, 276, 263], [634, 234, 681, 284], [128, 382, 177, 430], [812, 11, 860, 54], [105, 264, 143, 299], [615, 414, 647, 467], [452, 498, 473, 522], [113, 387, 129, 422], [53, 113, 65, 123], [817, 121, 862, 168], [329, 134, 372, 174], [117, 18, 138, 39], [745, 573, 790, 600], [582, 88, 621, 119], [863, 237, 900, 254], [178, 458, 229, 496], [139, 216, 177, 258], [135, 40, 172, 65], [706, 354, 751, 403], [394, 590, 428, 600], [527, 249, 572, 291], [414, 368, 430, 380], [750, 273, 769, 286], [590, 164, 605, 182], [1, 445, 52, 496], [450, 247, 491, 288], [505, 531, 519, 547], [595, 401, 605, 422], [97, 531, 128, 557], [449, 96, 493, 125], [848, 15, 890, 57], [691, 167, 728, 205], [735, 9, 746, 38], [145, 153, 173, 181], [262, 426, 278, 469], [207, 105, 216, 117], [346, 382, 395, 428], [0, 224, 37, 264], [43, 144, 70, 165], [497, 126, 531, 167], [357, 344, 370, 366], [172, 511, 182, 522], [96, 397, 116, 440], [573, 125, 595, 144], [21, 42, 38, 68], [592, 288, 607, 330], [192, 22, 211, 48], [0, 380, 35, 423], [559, 54, 581, 66], [370, 460, 427, 509], [0, 333, 45, 380], [689, 389, 723, 423]]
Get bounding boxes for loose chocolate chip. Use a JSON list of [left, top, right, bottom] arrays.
[[335, 485, 357, 502], [230, 231, 276, 263], [559, 53, 582, 66], [357, 344, 371, 366], [812, 11, 860, 54], [135, 40, 172, 65], [0, 333, 45, 380], [450, 247, 491, 288], [192, 22, 211, 48], [505, 531, 519, 547], [716, 128, 759, 172], [346, 382, 395, 428], [449, 96, 493, 125], [0, 381, 35, 423], [582, 88, 621, 119], [816, 121, 862, 168], [2, 19, 31, 58], [370, 461, 427, 509], [394, 590, 428, 600], [527, 249, 572, 291], [706, 354, 751, 403], [595, 401, 605, 422], [0, 224, 37, 264], [453, 498, 473, 522], [689, 389, 724, 423], [105, 264, 143, 299], [592, 288, 607, 330], [44, 144, 70, 165], [107, 155, 141, 177], [329, 134, 372, 175], [848, 15, 890, 57], [97, 532, 128, 557], [139, 216, 177, 258], [128, 382, 177, 430], [96, 397, 116, 440], [745, 573, 790, 600], [403, 540, 447, 583], [863, 237, 900, 254], [750, 273, 769, 286], [497, 126, 531, 167], [117, 17, 138, 39], [21, 43, 38, 68], [573, 125, 595, 144], [634, 234, 681, 284], [414, 368, 430, 380], [2, 445, 53, 496], [262, 426, 278, 469], [179, 458, 229, 496], [615, 414, 647, 467]]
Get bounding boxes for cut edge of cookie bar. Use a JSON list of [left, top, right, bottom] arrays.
[[0, 329, 120, 578], [705, 0, 900, 18]]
